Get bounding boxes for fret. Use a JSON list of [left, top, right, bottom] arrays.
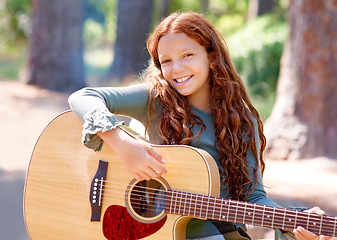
[[205, 197, 209, 218], [199, 195, 204, 218], [173, 190, 178, 214], [271, 207, 276, 228], [178, 191, 183, 214], [169, 190, 175, 214], [182, 192, 189, 216], [306, 212, 310, 230], [180, 192, 185, 215], [261, 205, 265, 227], [245, 205, 253, 225], [282, 208, 286, 230], [226, 200, 231, 222], [242, 202, 247, 224], [211, 197, 216, 220], [319, 216, 323, 235], [174, 191, 181, 215], [266, 209, 272, 228], [334, 217, 337, 237], [187, 192, 193, 217], [233, 201, 238, 223], [294, 210, 298, 230], [192, 194, 198, 217], [218, 198, 223, 221], [251, 204, 256, 226]]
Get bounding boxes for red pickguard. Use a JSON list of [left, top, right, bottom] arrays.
[[103, 205, 167, 240]]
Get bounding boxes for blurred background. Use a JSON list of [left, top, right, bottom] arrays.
[[0, 0, 336, 239]]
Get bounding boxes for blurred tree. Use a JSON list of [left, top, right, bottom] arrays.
[[265, 0, 337, 160], [201, 0, 209, 13], [248, 0, 275, 21], [22, 0, 85, 92], [158, 0, 170, 18], [106, 0, 153, 84]]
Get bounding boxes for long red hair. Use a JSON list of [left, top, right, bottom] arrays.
[[145, 11, 266, 201]]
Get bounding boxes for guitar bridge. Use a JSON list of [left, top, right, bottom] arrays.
[[90, 160, 108, 221]]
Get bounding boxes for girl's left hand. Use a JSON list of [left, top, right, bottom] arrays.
[[293, 206, 335, 240]]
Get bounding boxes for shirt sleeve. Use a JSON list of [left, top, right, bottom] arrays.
[[68, 83, 150, 151]]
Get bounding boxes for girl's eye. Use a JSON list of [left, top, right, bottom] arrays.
[[161, 59, 171, 65], [184, 53, 193, 58]]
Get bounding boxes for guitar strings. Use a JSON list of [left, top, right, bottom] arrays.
[[104, 189, 336, 235], [28, 177, 336, 235], [102, 192, 335, 236], [29, 178, 335, 235], [101, 179, 336, 225], [97, 179, 337, 235]]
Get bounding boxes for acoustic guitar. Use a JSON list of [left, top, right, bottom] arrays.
[[24, 111, 337, 239]]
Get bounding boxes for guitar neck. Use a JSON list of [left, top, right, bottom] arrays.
[[164, 190, 337, 237]]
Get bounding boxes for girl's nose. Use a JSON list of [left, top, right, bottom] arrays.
[[172, 60, 184, 74]]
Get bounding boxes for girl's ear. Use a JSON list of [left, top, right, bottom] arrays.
[[208, 52, 217, 70]]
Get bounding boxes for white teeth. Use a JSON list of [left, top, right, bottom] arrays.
[[175, 76, 190, 83]]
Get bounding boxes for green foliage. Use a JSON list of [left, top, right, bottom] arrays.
[[100, 0, 117, 43], [0, 41, 26, 81], [84, 48, 112, 81], [0, 0, 31, 44], [83, 19, 106, 49], [227, 14, 288, 101], [83, 0, 117, 48], [209, 0, 249, 16], [169, 0, 202, 13], [214, 13, 245, 35], [207, 0, 248, 34]]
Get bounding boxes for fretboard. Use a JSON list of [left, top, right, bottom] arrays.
[[164, 190, 337, 237]]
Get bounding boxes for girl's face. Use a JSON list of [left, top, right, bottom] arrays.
[[157, 33, 212, 111]]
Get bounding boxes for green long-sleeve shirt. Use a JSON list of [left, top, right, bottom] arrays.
[[68, 83, 292, 239]]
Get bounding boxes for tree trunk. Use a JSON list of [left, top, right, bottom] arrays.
[[201, 0, 209, 13], [106, 0, 153, 84], [159, 0, 170, 18], [248, 0, 274, 21], [22, 0, 85, 92], [264, 0, 337, 160]]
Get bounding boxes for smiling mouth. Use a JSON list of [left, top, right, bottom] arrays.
[[174, 75, 192, 83]]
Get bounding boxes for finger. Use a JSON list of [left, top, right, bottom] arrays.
[[307, 206, 325, 216], [146, 146, 166, 164], [133, 170, 152, 181], [293, 226, 319, 240], [148, 166, 161, 175], [133, 172, 143, 181], [149, 164, 167, 176], [143, 145, 168, 174], [143, 166, 161, 179], [319, 235, 332, 240]]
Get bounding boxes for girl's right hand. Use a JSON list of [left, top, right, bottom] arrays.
[[97, 127, 167, 181]]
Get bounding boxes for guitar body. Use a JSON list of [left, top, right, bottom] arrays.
[[24, 111, 220, 240]]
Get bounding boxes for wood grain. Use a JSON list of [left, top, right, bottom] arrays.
[[24, 111, 220, 240]]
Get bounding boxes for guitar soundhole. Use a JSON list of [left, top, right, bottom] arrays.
[[128, 179, 167, 222], [102, 179, 169, 240]]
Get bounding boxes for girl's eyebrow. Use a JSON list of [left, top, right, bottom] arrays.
[[158, 54, 167, 60]]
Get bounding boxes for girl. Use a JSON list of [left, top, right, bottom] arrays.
[[69, 11, 330, 240]]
